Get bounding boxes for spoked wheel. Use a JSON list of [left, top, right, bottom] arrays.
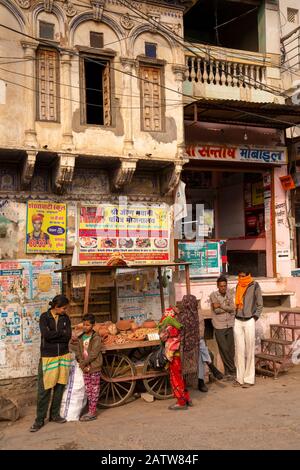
[[142, 354, 173, 400], [99, 353, 136, 408]]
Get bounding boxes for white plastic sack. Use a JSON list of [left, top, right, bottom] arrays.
[[60, 358, 87, 421]]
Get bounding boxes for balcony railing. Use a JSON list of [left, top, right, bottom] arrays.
[[185, 56, 266, 89], [184, 43, 280, 94]]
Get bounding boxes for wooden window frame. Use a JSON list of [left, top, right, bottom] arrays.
[[139, 58, 166, 133], [36, 47, 60, 123], [78, 47, 116, 128]]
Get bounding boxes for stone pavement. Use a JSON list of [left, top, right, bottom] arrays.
[[0, 368, 300, 450]]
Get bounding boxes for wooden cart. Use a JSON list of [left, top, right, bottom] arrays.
[[56, 262, 191, 407], [99, 339, 172, 407], [56, 262, 191, 322]]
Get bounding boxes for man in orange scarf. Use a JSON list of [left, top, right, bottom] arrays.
[[234, 271, 263, 388]]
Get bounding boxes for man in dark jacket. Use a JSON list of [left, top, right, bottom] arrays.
[[30, 295, 72, 432], [234, 272, 263, 388]]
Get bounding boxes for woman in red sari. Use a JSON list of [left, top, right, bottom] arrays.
[[158, 307, 191, 410]]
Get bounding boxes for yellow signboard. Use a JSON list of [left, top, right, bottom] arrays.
[[78, 203, 170, 265], [26, 201, 67, 253]]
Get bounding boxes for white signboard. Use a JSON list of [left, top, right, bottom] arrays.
[[187, 144, 287, 165]]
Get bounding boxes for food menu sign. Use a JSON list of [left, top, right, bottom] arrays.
[[78, 204, 170, 265]]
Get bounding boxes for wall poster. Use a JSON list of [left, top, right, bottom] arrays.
[[78, 203, 170, 265], [26, 201, 67, 253]]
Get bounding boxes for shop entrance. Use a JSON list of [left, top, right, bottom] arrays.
[[182, 168, 269, 277]]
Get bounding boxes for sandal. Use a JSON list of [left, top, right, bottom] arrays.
[[232, 380, 242, 387], [79, 413, 97, 422]]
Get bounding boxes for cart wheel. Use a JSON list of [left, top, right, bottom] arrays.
[[99, 353, 136, 408], [142, 354, 173, 400]]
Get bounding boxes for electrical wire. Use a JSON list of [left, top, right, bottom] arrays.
[[117, 0, 291, 99], [0, 16, 299, 128]]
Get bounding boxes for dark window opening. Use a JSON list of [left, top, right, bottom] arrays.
[[145, 42, 157, 58], [39, 21, 54, 40], [84, 59, 106, 125], [90, 32, 104, 49], [184, 0, 259, 52]]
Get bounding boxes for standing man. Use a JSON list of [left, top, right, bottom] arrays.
[[234, 271, 263, 388], [210, 276, 236, 381]]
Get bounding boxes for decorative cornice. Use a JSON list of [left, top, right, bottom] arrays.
[[54, 154, 76, 194], [21, 150, 37, 187], [112, 159, 137, 191]]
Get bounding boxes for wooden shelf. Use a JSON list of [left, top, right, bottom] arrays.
[[70, 300, 110, 306], [70, 312, 111, 318]]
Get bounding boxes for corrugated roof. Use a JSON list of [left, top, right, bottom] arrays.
[[184, 98, 300, 129]]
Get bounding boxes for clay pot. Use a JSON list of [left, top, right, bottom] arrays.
[[142, 320, 157, 329], [116, 319, 132, 331]]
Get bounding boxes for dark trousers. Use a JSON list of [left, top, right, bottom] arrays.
[[36, 360, 65, 423], [215, 328, 236, 375]]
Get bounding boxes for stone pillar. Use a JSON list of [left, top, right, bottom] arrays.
[[120, 57, 135, 157], [21, 41, 38, 148], [172, 65, 187, 160], [61, 52, 74, 151]]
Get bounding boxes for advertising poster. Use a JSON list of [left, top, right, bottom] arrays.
[[0, 259, 62, 304], [0, 304, 21, 344], [178, 241, 222, 278], [31, 260, 62, 302], [26, 201, 67, 253], [0, 261, 31, 304], [78, 203, 170, 265], [22, 303, 45, 344]]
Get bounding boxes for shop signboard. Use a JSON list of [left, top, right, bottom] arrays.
[[26, 201, 67, 253], [78, 203, 170, 265], [186, 144, 287, 165], [178, 241, 222, 278]]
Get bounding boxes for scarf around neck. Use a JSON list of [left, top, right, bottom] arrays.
[[235, 275, 254, 308]]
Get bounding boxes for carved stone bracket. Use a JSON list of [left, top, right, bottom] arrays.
[[44, 0, 54, 12], [91, 0, 106, 22], [16, 0, 31, 8], [161, 162, 183, 196], [172, 64, 186, 82], [21, 150, 37, 187], [148, 13, 161, 33], [54, 154, 76, 193], [112, 159, 137, 191]]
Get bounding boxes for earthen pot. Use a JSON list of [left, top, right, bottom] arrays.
[[142, 320, 157, 329], [116, 319, 132, 331]]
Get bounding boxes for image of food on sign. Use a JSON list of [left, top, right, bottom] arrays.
[[79, 237, 97, 248], [136, 238, 151, 248], [101, 238, 117, 248], [119, 238, 134, 249], [154, 238, 168, 249]]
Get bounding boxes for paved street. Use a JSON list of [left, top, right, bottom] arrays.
[[1, 367, 300, 450]]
